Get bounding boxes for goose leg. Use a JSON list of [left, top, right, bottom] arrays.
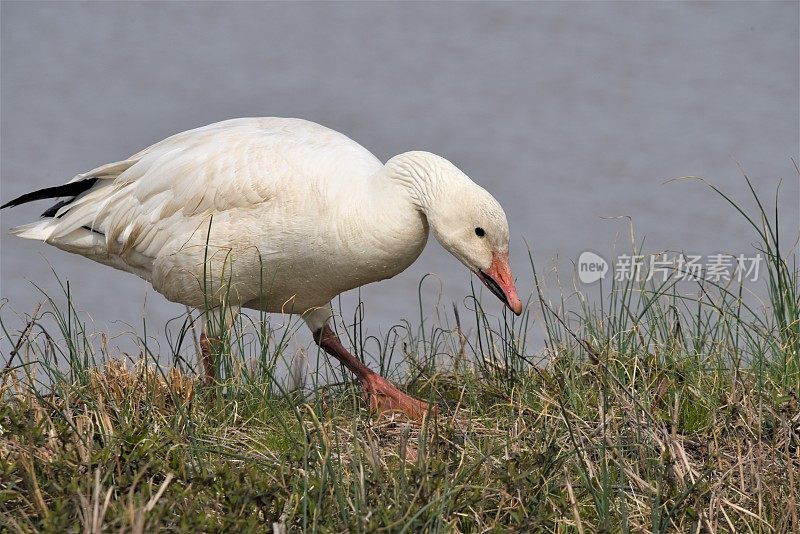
[[198, 305, 240, 386], [312, 323, 432, 420], [199, 331, 218, 386]]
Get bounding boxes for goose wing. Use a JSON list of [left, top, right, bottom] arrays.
[[10, 118, 381, 266]]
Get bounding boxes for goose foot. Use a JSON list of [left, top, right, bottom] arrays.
[[361, 372, 433, 420], [313, 324, 434, 420]]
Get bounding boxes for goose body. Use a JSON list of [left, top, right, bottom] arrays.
[[3, 117, 522, 418], [11, 118, 428, 313]]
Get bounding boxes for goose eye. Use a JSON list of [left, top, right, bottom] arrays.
[[474, 227, 485, 237]]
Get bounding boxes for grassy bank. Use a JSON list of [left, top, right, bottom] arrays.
[[2, 177, 798, 532]]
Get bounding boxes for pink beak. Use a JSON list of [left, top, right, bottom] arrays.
[[476, 252, 523, 316]]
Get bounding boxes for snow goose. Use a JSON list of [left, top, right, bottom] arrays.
[[1, 117, 522, 418]]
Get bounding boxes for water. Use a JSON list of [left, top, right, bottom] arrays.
[[1, 2, 798, 364]]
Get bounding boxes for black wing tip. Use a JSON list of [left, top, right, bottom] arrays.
[[0, 178, 99, 214], [40, 199, 71, 218], [1, 195, 31, 210]]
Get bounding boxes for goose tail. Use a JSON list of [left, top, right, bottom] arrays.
[[2, 178, 101, 242], [9, 220, 54, 241]]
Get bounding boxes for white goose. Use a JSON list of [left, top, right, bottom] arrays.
[[1, 117, 522, 418]]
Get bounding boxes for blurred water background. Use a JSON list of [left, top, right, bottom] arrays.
[[1, 2, 798, 370]]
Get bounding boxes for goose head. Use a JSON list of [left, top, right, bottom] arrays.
[[386, 152, 523, 315]]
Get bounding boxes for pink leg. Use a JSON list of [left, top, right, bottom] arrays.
[[199, 331, 217, 387], [313, 325, 433, 420]]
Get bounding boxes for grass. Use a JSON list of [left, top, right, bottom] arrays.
[[1, 175, 798, 532]]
